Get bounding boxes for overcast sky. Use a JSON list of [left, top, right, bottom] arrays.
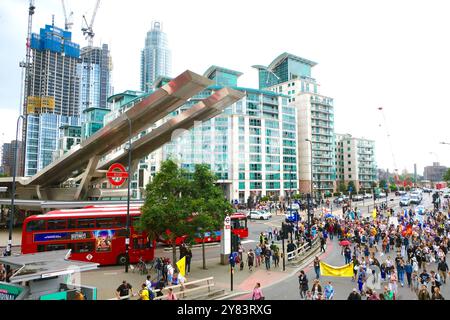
[[1, 0, 450, 175]]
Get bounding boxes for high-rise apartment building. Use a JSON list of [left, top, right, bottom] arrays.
[[103, 67, 298, 202], [255, 52, 336, 196], [140, 22, 171, 92], [78, 44, 112, 139], [335, 133, 377, 191], [79, 44, 113, 139], [1, 140, 24, 176], [24, 24, 81, 176], [162, 66, 298, 203]]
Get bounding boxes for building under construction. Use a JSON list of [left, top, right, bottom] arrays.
[[24, 24, 81, 177]]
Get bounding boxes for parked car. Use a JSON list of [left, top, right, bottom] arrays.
[[409, 195, 421, 205], [249, 210, 272, 220], [364, 193, 372, 199], [399, 196, 411, 207], [353, 195, 364, 201]]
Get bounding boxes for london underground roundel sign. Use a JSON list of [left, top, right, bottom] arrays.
[[106, 163, 129, 186]]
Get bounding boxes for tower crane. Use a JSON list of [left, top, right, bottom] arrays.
[[378, 107, 400, 186], [81, 0, 101, 47], [61, 0, 74, 30]]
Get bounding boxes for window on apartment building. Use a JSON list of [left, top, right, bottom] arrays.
[[349, 175, 352, 179], [349, 168, 351, 171], [348, 161, 351, 165]]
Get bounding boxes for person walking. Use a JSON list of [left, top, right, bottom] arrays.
[[311, 279, 323, 300], [405, 259, 413, 287], [437, 258, 449, 284], [185, 247, 192, 275], [264, 247, 272, 270], [397, 258, 405, 287], [255, 244, 262, 268], [320, 235, 326, 253], [383, 286, 394, 300], [347, 288, 361, 300], [116, 280, 133, 300], [418, 284, 430, 300], [138, 283, 150, 300], [344, 246, 352, 265], [252, 283, 265, 300], [313, 256, 321, 279], [324, 281, 334, 300], [267, 226, 273, 240], [298, 270, 309, 299], [431, 287, 445, 300], [247, 249, 255, 271]]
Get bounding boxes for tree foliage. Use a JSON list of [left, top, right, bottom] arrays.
[[138, 160, 232, 265], [443, 169, 450, 182]]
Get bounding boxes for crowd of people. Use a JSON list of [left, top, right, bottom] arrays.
[[324, 197, 450, 300]]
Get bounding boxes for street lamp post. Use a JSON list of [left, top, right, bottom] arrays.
[[125, 117, 132, 273], [6, 115, 25, 256], [305, 139, 313, 248]]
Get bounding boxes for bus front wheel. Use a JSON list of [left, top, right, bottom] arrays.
[[117, 254, 128, 265]]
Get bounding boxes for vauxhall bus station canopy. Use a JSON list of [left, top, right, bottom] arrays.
[[0, 70, 244, 202], [0, 250, 98, 300]]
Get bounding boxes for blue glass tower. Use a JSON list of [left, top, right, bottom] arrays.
[[140, 22, 171, 92]]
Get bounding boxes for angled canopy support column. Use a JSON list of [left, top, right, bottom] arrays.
[[74, 156, 100, 200]]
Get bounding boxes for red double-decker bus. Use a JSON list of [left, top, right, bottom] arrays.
[[159, 213, 249, 246], [21, 206, 155, 266]]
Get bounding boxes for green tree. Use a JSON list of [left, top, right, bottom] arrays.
[[443, 169, 450, 182], [338, 181, 347, 193], [348, 181, 356, 195], [189, 164, 233, 269], [389, 183, 398, 192], [138, 160, 194, 265]]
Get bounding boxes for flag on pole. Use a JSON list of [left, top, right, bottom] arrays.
[[320, 261, 354, 277], [176, 256, 186, 277]]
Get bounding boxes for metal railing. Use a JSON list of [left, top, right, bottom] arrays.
[[286, 236, 320, 262], [108, 276, 215, 300]]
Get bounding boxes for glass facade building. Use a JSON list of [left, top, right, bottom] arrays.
[[140, 22, 171, 92], [25, 24, 80, 176], [162, 66, 298, 203], [79, 44, 112, 122], [256, 52, 337, 195]]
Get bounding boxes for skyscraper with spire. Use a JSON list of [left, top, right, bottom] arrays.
[[140, 21, 171, 92]]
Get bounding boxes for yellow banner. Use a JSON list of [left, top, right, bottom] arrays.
[[372, 209, 377, 219], [320, 261, 354, 277], [176, 256, 186, 277]]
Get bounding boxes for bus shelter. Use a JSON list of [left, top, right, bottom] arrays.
[[0, 250, 98, 300]]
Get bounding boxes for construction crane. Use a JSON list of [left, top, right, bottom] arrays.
[[81, 0, 101, 47], [18, 0, 35, 176], [61, 0, 74, 30], [378, 107, 400, 186]]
